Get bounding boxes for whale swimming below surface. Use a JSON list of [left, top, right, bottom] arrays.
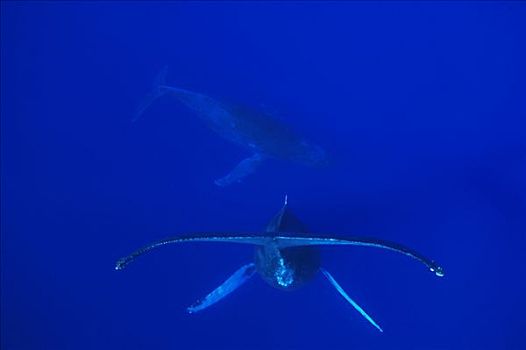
[[115, 197, 444, 332], [133, 67, 327, 186]]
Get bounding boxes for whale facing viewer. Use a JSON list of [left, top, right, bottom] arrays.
[[133, 67, 327, 186]]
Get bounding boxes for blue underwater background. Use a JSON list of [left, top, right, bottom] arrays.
[[1, 2, 526, 350]]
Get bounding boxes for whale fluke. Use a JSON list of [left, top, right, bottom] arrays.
[[271, 235, 445, 277], [133, 66, 170, 123], [115, 233, 443, 277], [115, 234, 270, 271]]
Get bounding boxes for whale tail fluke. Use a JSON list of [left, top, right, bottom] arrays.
[[132, 66, 169, 122]]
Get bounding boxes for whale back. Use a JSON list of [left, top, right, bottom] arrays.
[[266, 201, 307, 233], [256, 201, 320, 290]]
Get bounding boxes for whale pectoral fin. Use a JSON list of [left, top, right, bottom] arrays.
[[215, 153, 265, 187], [187, 263, 256, 314], [321, 268, 383, 333]]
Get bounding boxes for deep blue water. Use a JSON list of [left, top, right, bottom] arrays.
[[1, 2, 525, 349]]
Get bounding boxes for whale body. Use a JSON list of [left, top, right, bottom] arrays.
[[116, 198, 444, 332], [134, 68, 327, 186]]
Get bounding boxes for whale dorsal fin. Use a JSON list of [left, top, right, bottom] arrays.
[[265, 196, 308, 233]]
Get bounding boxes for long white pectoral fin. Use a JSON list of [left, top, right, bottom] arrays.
[[215, 153, 265, 187], [187, 263, 256, 314], [321, 268, 384, 332]]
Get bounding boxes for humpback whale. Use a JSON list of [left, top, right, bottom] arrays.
[[133, 68, 327, 186], [115, 197, 444, 332]]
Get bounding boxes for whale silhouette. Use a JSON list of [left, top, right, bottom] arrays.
[[133, 67, 327, 186], [115, 197, 444, 332]]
